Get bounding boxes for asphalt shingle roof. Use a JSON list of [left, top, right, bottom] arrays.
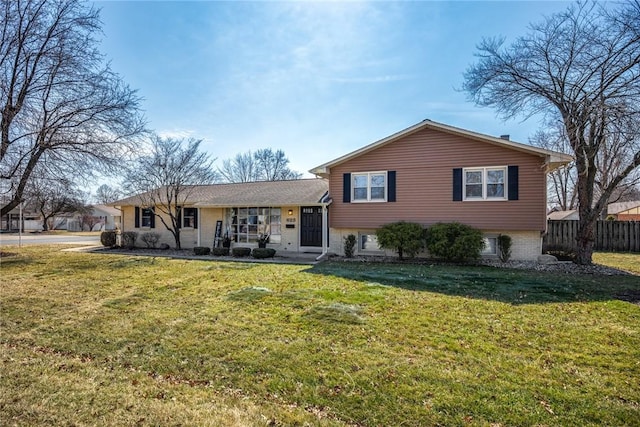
[[113, 179, 329, 207]]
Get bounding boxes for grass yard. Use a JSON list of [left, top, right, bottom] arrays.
[[1, 247, 639, 426]]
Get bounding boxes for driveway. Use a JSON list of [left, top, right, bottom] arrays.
[[0, 233, 101, 247]]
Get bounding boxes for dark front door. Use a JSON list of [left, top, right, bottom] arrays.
[[300, 206, 323, 247]]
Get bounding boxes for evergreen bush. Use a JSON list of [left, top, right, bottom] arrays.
[[232, 247, 251, 257], [376, 221, 425, 260], [100, 231, 116, 247], [425, 222, 484, 262], [343, 234, 357, 258], [251, 248, 276, 259], [193, 246, 211, 256], [212, 247, 230, 256]]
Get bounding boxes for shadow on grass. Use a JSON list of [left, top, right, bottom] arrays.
[[305, 261, 640, 305]]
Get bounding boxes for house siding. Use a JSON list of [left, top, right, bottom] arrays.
[[329, 127, 548, 232]]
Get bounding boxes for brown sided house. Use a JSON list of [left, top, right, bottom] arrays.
[[112, 179, 330, 253], [310, 119, 572, 261]]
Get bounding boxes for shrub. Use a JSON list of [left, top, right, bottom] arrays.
[[375, 221, 424, 260], [497, 234, 512, 262], [212, 247, 230, 256], [100, 231, 117, 247], [425, 222, 484, 262], [232, 247, 251, 257], [252, 248, 276, 259], [343, 234, 357, 258], [140, 232, 161, 248], [121, 231, 138, 249], [193, 246, 211, 256]]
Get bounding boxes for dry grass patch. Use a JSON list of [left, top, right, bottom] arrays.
[[1, 245, 639, 426]]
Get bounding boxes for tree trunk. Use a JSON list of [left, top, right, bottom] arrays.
[[173, 228, 181, 250], [574, 218, 595, 265]]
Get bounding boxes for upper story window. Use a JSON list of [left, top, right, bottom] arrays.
[[464, 167, 506, 200], [352, 172, 387, 202]]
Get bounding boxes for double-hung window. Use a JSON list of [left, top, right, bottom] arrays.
[[141, 208, 154, 227], [182, 207, 197, 228], [352, 172, 387, 202], [464, 167, 506, 200]]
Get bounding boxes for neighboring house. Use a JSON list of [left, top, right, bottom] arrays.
[[0, 206, 41, 232], [607, 201, 640, 221], [309, 119, 572, 261], [112, 179, 330, 252], [547, 210, 579, 221], [67, 205, 121, 231], [93, 205, 121, 231]]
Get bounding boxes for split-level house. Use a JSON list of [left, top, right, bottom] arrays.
[[114, 119, 570, 261], [310, 119, 572, 260]]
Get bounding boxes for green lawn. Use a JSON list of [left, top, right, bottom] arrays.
[[1, 247, 639, 426]]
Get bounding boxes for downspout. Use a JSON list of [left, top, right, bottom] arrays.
[[315, 195, 332, 261]]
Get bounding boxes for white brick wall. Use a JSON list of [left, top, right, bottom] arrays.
[[329, 228, 542, 261]]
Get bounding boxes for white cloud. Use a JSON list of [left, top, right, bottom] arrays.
[[156, 129, 196, 140]]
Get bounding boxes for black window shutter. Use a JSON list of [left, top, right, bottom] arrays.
[[453, 168, 463, 201], [150, 207, 155, 229], [343, 173, 351, 203], [177, 206, 182, 229], [388, 171, 396, 202], [508, 166, 519, 200], [134, 206, 140, 228], [194, 208, 198, 229]]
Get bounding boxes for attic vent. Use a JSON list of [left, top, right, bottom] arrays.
[[500, 134, 510, 140]]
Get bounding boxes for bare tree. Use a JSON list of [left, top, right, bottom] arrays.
[[529, 123, 577, 212], [0, 0, 145, 217], [463, 1, 640, 264], [79, 213, 102, 231], [254, 148, 302, 181], [26, 175, 85, 231], [123, 136, 218, 249], [218, 148, 301, 183], [217, 151, 257, 183], [95, 184, 122, 204]]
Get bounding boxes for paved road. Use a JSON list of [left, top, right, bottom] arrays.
[[0, 233, 100, 247]]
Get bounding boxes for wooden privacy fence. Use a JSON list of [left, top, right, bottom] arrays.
[[544, 220, 640, 252]]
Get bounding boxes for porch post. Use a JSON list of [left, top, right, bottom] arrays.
[[197, 207, 201, 247], [316, 203, 329, 261]]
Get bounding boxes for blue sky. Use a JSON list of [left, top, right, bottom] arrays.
[[95, 1, 570, 178]]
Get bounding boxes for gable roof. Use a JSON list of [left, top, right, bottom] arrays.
[[608, 201, 640, 215], [112, 179, 329, 208], [309, 119, 573, 177], [547, 209, 579, 220], [92, 204, 121, 216]]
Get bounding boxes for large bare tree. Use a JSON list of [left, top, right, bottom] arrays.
[[123, 136, 218, 249], [529, 124, 578, 212], [0, 0, 145, 217], [218, 148, 301, 183], [95, 184, 122, 205], [463, 1, 640, 264]]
